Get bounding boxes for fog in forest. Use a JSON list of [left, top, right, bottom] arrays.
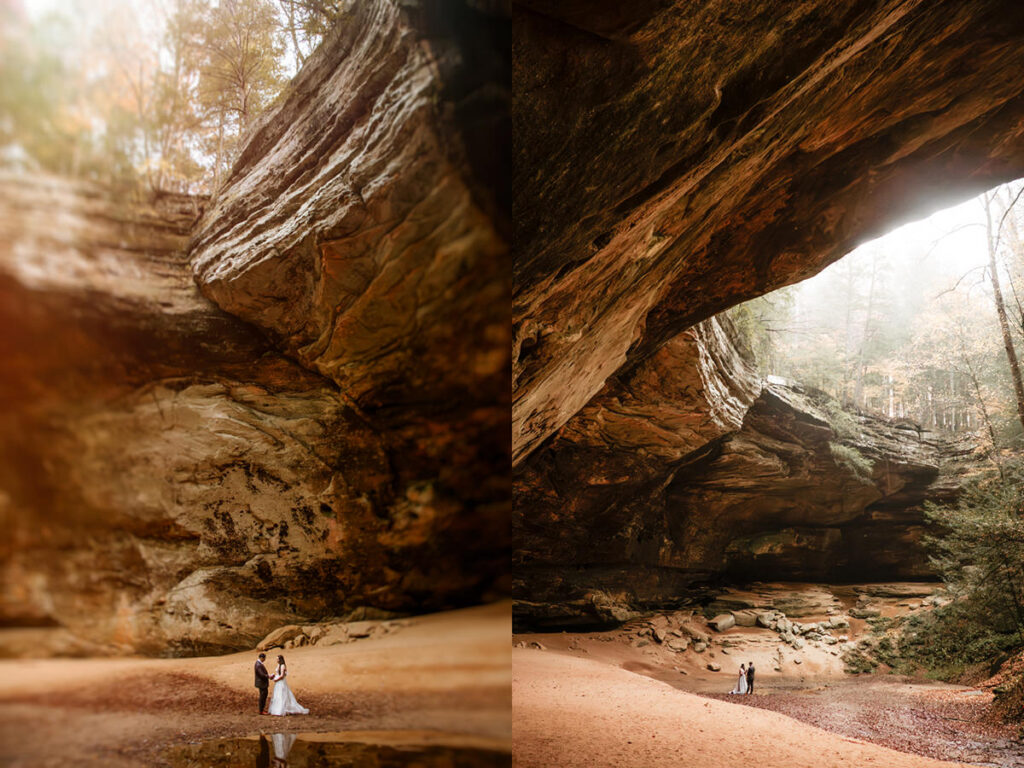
[[732, 181, 1024, 451], [2, 0, 345, 193]]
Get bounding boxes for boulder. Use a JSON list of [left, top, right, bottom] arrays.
[[666, 638, 689, 653], [707, 662, 721, 672], [850, 608, 882, 619], [680, 622, 710, 644], [732, 610, 760, 628], [708, 614, 736, 632], [258, 625, 306, 651]]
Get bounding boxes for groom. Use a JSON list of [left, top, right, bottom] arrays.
[[254, 652, 270, 714]]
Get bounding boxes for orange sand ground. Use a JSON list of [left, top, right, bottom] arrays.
[[0, 602, 510, 767], [512, 648, 968, 768]]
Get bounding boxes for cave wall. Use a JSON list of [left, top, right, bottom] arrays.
[[510, 0, 1024, 625], [513, 0, 1024, 464], [0, 0, 510, 656], [513, 312, 972, 628]]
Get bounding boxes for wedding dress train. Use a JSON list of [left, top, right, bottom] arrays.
[[268, 665, 309, 716], [729, 668, 748, 695]]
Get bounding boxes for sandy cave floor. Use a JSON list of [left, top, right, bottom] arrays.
[[513, 600, 1024, 768], [0, 602, 510, 768], [513, 649, 1021, 768]]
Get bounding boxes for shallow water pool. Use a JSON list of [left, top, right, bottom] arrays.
[[162, 731, 512, 767]]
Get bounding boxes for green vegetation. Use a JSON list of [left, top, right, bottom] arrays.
[[894, 605, 1019, 680], [843, 463, 1024, 719], [726, 289, 796, 377], [895, 463, 1024, 684], [842, 618, 912, 675], [842, 643, 879, 675], [828, 441, 874, 480], [0, 0, 345, 193], [821, 399, 862, 439]]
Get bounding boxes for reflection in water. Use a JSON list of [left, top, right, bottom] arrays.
[[165, 733, 511, 767], [256, 734, 296, 767], [272, 733, 296, 766]]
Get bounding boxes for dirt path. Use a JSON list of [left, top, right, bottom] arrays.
[[0, 602, 510, 767], [513, 649, 975, 768]]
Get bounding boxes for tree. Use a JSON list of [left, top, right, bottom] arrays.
[[0, 0, 329, 193], [983, 189, 1024, 435], [276, 0, 344, 71], [192, 0, 285, 183], [925, 463, 1024, 648]]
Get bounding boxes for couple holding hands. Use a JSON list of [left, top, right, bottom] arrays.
[[254, 652, 309, 716]]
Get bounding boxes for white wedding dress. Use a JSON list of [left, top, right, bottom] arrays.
[[729, 668, 748, 695], [268, 664, 309, 716]]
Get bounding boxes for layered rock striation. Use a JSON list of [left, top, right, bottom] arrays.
[[514, 313, 973, 628], [513, 0, 1024, 463], [1, 0, 509, 655]]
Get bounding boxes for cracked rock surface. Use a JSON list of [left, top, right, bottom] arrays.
[[0, 0, 509, 656]]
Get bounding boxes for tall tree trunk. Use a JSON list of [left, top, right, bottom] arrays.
[[854, 253, 878, 409], [283, 0, 305, 71], [984, 192, 1024, 434], [214, 111, 225, 188], [841, 262, 855, 406]]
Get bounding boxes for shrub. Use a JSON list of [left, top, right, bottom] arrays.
[[829, 441, 874, 479]]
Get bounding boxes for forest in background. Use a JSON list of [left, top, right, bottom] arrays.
[[0, 0, 344, 194], [732, 182, 1024, 708], [730, 181, 1024, 456]]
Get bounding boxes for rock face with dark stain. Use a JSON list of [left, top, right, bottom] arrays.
[[513, 313, 972, 628], [513, 0, 1024, 464], [0, 0, 509, 656]]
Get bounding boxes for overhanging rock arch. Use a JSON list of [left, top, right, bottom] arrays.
[[512, 0, 1024, 625], [513, 0, 1024, 464]]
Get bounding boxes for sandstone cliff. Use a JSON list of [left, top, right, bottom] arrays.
[[513, 0, 1024, 464], [0, 0, 509, 656], [514, 314, 973, 628]]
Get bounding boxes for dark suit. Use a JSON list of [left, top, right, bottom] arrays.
[[255, 659, 270, 712], [746, 665, 755, 694]]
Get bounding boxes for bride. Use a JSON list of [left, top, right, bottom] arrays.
[[729, 664, 748, 695], [268, 654, 310, 716]]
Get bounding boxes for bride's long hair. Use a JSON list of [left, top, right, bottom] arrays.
[[277, 654, 286, 667]]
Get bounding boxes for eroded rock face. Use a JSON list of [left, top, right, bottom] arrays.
[[190, 0, 509, 420], [513, 314, 971, 628], [667, 384, 966, 585], [0, 0, 510, 656], [513, 315, 761, 624], [513, 0, 1024, 463]]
